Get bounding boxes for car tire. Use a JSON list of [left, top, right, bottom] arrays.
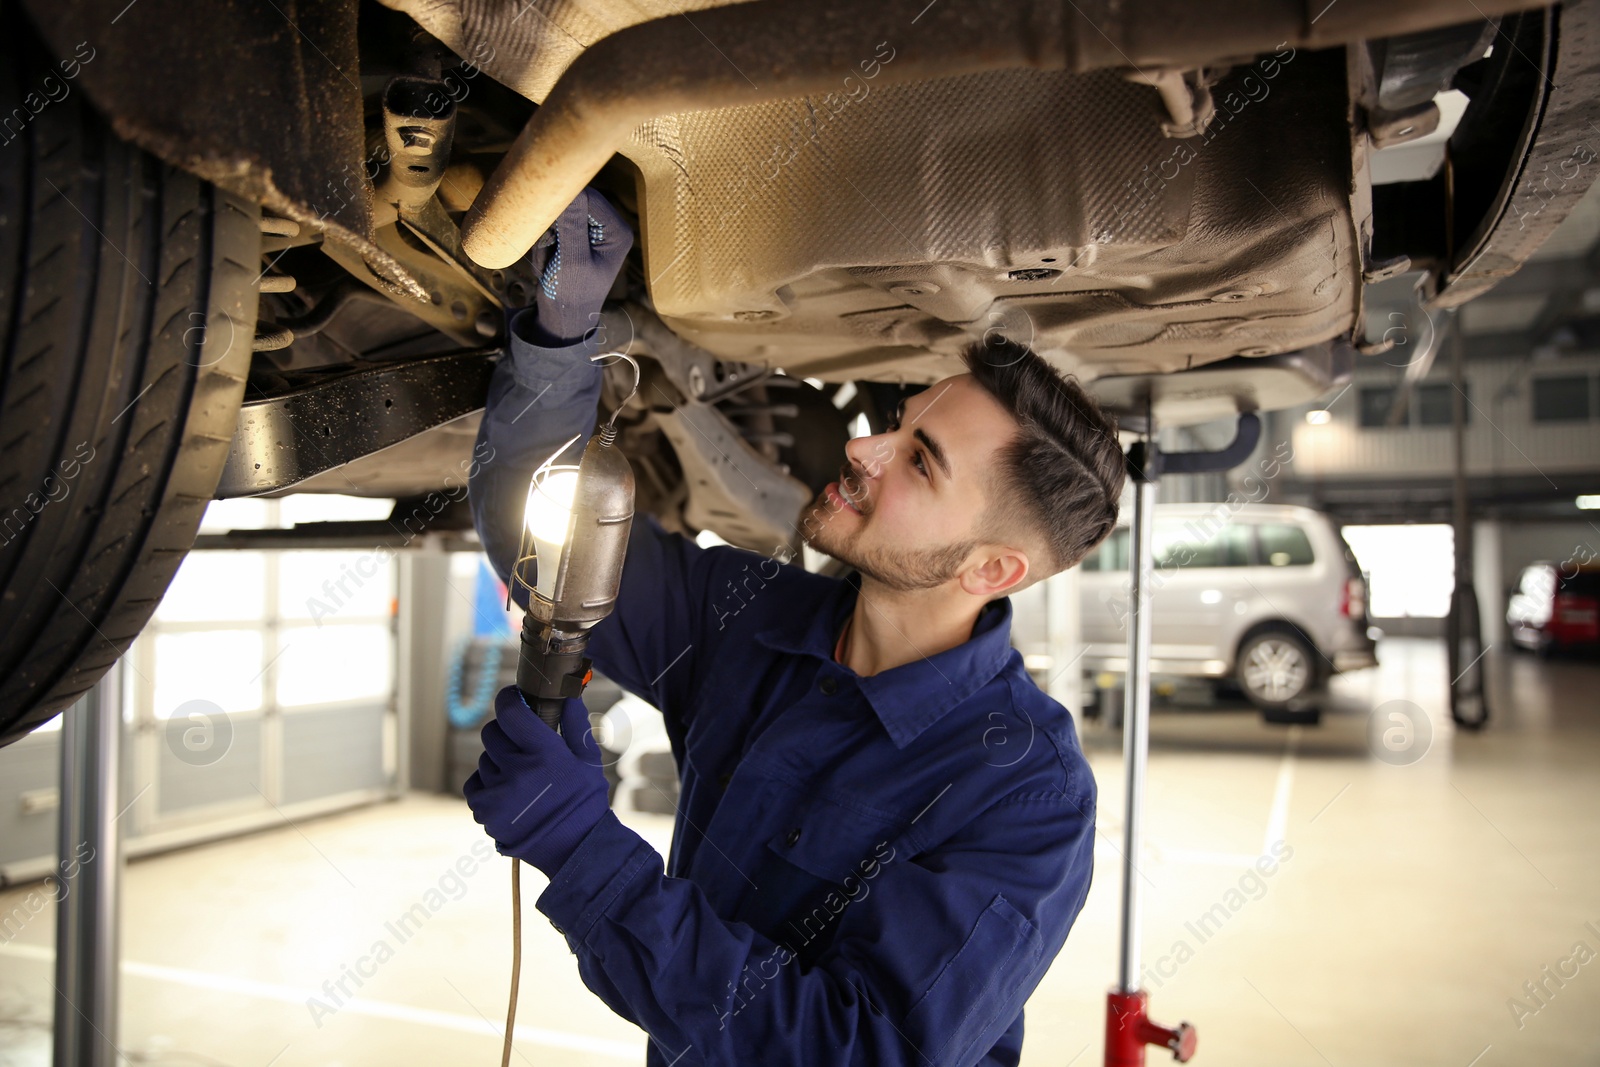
[[0, 18, 259, 746], [1236, 629, 1319, 714]]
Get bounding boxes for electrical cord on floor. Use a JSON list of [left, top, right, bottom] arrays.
[[503, 858, 523, 1067]]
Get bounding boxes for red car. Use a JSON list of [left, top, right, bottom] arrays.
[[1507, 563, 1600, 655]]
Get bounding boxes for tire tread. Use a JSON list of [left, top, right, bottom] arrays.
[[0, 15, 259, 745]]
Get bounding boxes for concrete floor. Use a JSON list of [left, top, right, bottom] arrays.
[[1, 636, 1597, 1066]]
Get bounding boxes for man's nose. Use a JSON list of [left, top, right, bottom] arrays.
[[843, 434, 883, 478]]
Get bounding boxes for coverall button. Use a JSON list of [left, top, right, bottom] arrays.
[[786, 827, 802, 846], [819, 677, 838, 696]]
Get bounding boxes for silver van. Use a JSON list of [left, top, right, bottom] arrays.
[[1075, 503, 1378, 718]]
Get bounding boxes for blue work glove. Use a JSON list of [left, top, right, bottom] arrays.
[[464, 687, 611, 876], [518, 187, 634, 348]]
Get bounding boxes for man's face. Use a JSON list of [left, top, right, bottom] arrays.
[[799, 374, 1019, 593]]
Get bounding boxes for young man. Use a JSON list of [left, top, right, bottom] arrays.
[[465, 188, 1126, 1066]]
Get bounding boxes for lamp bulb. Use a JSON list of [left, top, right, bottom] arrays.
[[525, 469, 580, 545]]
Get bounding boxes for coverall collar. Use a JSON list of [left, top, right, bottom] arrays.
[[754, 571, 1015, 749]]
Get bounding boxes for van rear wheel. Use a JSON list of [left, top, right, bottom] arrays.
[[1237, 630, 1317, 713]]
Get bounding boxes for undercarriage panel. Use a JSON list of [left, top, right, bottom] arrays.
[[624, 49, 1362, 385]]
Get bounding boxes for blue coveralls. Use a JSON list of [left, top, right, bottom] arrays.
[[468, 321, 1098, 1067]]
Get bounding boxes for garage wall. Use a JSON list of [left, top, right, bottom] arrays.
[[121, 544, 400, 849], [401, 550, 508, 795], [0, 503, 407, 883], [1494, 518, 1599, 593], [0, 727, 65, 877], [1287, 352, 1600, 479]]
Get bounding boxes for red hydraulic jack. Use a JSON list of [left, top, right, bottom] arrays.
[[1101, 408, 1259, 1065], [1105, 990, 1196, 1066]]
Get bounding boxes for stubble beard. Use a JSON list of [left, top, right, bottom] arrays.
[[799, 477, 975, 594]]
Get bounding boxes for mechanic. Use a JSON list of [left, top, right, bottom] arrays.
[[464, 187, 1127, 1067]]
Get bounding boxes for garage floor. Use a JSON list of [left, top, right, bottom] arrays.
[[1, 637, 1596, 1066]]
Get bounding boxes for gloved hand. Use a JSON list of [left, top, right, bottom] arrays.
[[464, 687, 611, 876], [518, 186, 634, 348]]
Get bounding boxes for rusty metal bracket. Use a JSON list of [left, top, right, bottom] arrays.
[[216, 350, 498, 497]]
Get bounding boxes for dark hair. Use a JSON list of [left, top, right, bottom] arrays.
[[961, 338, 1124, 576]]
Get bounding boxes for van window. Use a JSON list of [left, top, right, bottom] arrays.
[[1082, 528, 1129, 572], [1258, 523, 1315, 567], [1153, 519, 1253, 569], [1082, 520, 1263, 571]]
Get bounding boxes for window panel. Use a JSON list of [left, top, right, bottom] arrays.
[[1343, 524, 1454, 617], [1416, 382, 1467, 426], [1083, 528, 1129, 572], [198, 498, 274, 534], [279, 494, 397, 525], [1258, 524, 1315, 567], [275, 624, 392, 707], [1152, 520, 1197, 569], [1359, 386, 1406, 428], [1152, 518, 1253, 569], [155, 552, 266, 622], [279, 551, 394, 622], [153, 630, 263, 716], [1532, 375, 1592, 421], [1222, 523, 1256, 566]]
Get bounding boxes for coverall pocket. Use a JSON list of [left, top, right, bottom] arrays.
[[907, 893, 1044, 1066], [765, 806, 897, 884], [747, 797, 899, 965]]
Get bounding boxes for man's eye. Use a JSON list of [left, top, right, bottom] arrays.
[[913, 452, 928, 477]]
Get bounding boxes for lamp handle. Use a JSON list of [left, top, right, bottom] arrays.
[[533, 697, 566, 732], [515, 613, 593, 732]]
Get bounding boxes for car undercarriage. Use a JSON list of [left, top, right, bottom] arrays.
[[2, 0, 1597, 741]]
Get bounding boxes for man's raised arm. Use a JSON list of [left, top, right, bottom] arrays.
[[468, 185, 625, 592], [465, 188, 750, 723]]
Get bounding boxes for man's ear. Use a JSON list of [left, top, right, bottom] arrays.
[[959, 545, 1029, 600]]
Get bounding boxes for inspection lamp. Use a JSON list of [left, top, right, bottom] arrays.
[[506, 352, 639, 731], [493, 354, 641, 1067]]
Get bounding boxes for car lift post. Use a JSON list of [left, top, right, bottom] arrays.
[[1104, 405, 1261, 1065], [1444, 311, 1489, 728], [53, 668, 123, 1067], [1105, 416, 1194, 1065]]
